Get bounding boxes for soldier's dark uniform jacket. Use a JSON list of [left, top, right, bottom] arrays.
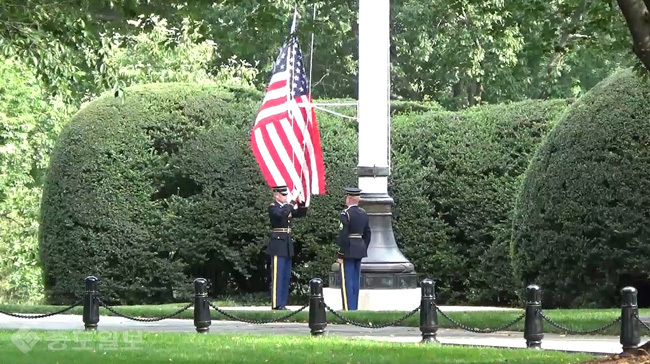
[[337, 205, 371, 259], [266, 200, 307, 257]]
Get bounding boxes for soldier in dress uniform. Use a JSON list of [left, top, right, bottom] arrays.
[[336, 186, 371, 311], [266, 185, 307, 310]]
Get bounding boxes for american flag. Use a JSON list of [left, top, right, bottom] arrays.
[[250, 34, 326, 206]]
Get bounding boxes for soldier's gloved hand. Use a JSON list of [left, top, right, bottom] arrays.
[[289, 190, 300, 206]]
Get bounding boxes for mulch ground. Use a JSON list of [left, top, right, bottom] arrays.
[[582, 342, 650, 363]]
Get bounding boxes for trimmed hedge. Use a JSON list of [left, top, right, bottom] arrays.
[[40, 84, 361, 304], [40, 82, 568, 305], [511, 69, 650, 308], [391, 99, 570, 304]]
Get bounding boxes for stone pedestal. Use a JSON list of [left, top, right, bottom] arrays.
[[328, 271, 418, 290], [323, 287, 420, 311]]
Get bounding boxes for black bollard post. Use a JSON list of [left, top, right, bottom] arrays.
[[524, 285, 543, 349], [308, 278, 327, 336], [620, 286, 640, 354], [419, 278, 438, 343], [82, 276, 99, 330], [194, 278, 211, 334]]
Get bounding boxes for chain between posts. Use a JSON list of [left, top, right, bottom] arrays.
[[436, 307, 526, 334], [97, 298, 194, 322], [324, 304, 420, 329], [634, 314, 650, 332], [0, 300, 82, 319], [208, 301, 309, 324], [540, 310, 621, 334]]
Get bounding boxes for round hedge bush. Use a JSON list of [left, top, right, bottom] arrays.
[[511, 68, 650, 308], [40, 81, 567, 305]]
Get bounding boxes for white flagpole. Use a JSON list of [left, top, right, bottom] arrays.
[[358, 0, 390, 195], [288, 4, 298, 198], [308, 4, 316, 100]]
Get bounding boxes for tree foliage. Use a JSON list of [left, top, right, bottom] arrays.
[[89, 15, 259, 102], [0, 54, 72, 304], [0, 0, 639, 108]]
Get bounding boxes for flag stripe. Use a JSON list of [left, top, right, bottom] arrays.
[[261, 127, 294, 188], [256, 103, 288, 125], [252, 128, 285, 186], [266, 122, 303, 190], [261, 83, 288, 104], [291, 100, 320, 193], [280, 118, 310, 196]]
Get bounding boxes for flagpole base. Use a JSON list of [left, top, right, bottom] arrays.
[[329, 270, 418, 289]]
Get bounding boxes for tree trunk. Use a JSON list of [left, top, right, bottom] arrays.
[[468, 37, 484, 106], [617, 0, 650, 73], [453, 81, 463, 98], [467, 79, 482, 107]]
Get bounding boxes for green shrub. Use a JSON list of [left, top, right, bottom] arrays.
[[511, 69, 650, 308], [40, 81, 566, 305], [39, 83, 360, 304], [1, 14, 260, 305], [391, 99, 570, 304], [0, 55, 72, 304]]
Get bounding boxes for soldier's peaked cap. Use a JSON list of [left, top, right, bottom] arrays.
[[272, 185, 289, 195], [345, 186, 362, 196]]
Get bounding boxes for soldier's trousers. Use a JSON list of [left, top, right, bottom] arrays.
[[270, 255, 291, 308], [339, 258, 362, 310]]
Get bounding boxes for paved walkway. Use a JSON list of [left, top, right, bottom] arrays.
[[221, 305, 521, 312], [0, 312, 643, 355]]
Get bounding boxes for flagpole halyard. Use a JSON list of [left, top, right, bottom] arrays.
[[288, 3, 299, 189], [308, 3, 316, 101]]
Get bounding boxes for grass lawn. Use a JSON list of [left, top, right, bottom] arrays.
[[0, 330, 597, 363], [0, 303, 643, 336]]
